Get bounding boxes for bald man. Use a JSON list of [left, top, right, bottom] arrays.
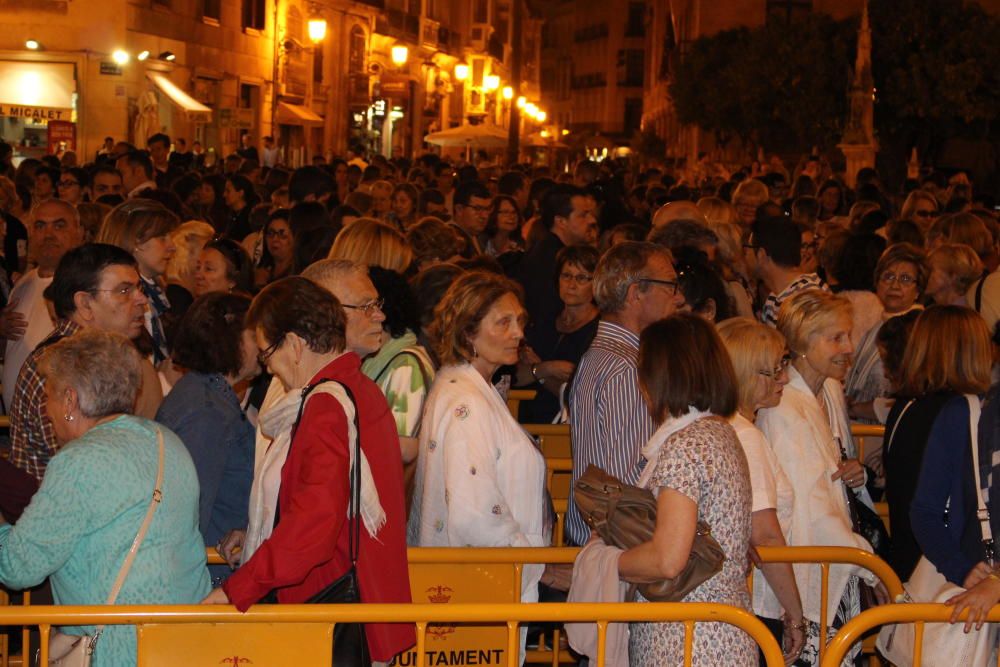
[[650, 200, 707, 230], [1, 199, 84, 408]]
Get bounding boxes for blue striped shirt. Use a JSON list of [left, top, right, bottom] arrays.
[[566, 320, 656, 546]]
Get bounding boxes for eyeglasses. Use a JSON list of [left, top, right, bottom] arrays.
[[257, 335, 285, 366], [265, 228, 289, 239], [58, 180, 80, 188], [879, 272, 917, 286], [636, 277, 679, 296], [93, 283, 141, 299], [559, 272, 592, 285], [464, 204, 491, 214], [801, 241, 818, 251], [342, 297, 385, 317], [759, 355, 791, 379]]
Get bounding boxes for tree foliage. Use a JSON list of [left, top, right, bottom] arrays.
[[670, 0, 1000, 169], [669, 14, 855, 152]]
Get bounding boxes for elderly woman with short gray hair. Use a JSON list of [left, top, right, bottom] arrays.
[[0, 330, 209, 667]]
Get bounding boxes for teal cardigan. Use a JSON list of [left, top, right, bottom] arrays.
[[0, 415, 210, 666]]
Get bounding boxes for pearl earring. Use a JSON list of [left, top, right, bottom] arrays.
[[64, 414, 74, 422]]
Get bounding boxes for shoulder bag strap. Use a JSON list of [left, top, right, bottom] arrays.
[[975, 274, 988, 313], [884, 399, 915, 453], [966, 394, 995, 565], [91, 428, 165, 648], [287, 379, 362, 566]]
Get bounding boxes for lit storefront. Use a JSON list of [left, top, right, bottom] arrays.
[[0, 59, 77, 160]]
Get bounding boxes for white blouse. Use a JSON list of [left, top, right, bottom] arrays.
[[731, 413, 795, 619], [408, 363, 549, 602], [756, 367, 874, 623]]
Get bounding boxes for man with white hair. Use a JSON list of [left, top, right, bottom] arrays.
[[650, 200, 707, 230], [0, 200, 84, 410]]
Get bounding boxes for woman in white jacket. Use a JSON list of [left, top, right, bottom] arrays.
[[408, 271, 549, 607], [756, 289, 885, 666]]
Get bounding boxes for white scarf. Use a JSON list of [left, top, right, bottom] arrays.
[[637, 406, 712, 490], [242, 381, 386, 564]]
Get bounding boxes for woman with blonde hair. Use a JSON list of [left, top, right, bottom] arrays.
[[925, 243, 984, 307], [757, 289, 883, 665], [697, 196, 739, 228], [731, 179, 770, 229], [702, 216, 754, 318], [328, 217, 414, 273], [165, 220, 215, 316], [900, 189, 939, 227], [717, 317, 805, 662]]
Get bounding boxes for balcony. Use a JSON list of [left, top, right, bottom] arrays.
[[374, 9, 420, 42], [421, 18, 440, 49], [573, 23, 609, 43], [571, 72, 607, 89]]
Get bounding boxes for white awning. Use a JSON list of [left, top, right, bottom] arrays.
[[0, 60, 75, 122], [275, 101, 324, 126], [146, 71, 212, 123]]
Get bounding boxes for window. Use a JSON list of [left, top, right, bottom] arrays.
[[313, 44, 324, 84], [625, 2, 645, 38], [624, 98, 642, 135], [766, 0, 811, 23], [243, 0, 266, 31], [349, 26, 366, 74], [472, 0, 489, 24], [623, 49, 644, 87], [203, 0, 221, 21]]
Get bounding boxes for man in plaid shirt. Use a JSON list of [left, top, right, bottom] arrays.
[[10, 244, 149, 480]]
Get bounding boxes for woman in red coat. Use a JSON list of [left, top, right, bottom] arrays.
[[202, 276, 414, 662]]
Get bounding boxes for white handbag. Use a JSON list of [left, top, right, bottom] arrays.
[[43, 430, 165, 667], [876, 396, 999, 666]]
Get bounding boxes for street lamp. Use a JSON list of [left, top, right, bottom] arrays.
[[391, 44, 409, 67], [307, 18, 327, 43], [454, 63, 469, 82], [515, 96, 526, 109], [537, 110, 547, 123], [501, 85, 513, 101], [112, 50, 130, 65], [483, 74, 500, 92], [137, 50, 150, 61], [25, 39, 41, 50]]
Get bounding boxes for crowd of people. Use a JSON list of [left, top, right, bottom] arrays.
[[0, 132, 999, 666]]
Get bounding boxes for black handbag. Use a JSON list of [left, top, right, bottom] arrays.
[[268, 379, 372, 667]]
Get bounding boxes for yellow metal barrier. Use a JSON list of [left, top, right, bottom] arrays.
[[0, 601, 786, 667], [506, 390, 537, 421], [850, 422, 884, 464], [7, 546, 902, 666], [820, 604, 1000, 667]]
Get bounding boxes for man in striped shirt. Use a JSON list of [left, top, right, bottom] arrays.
[[750, 215, 828, 327], [566, 242, 686, 546]]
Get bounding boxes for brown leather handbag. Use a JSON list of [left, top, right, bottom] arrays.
[[573, 464, 725, 602]]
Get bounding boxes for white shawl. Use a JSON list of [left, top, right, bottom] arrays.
[[242, 377, 386, 563], [637, 407, 712, 491]]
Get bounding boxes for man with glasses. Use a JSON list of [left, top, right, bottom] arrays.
[[450, 181, 492, 258], [10, 243, 150, 481], [749, 216, 828, 327], [565, 241, 686, 547], [1, 200, 85, 410]]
